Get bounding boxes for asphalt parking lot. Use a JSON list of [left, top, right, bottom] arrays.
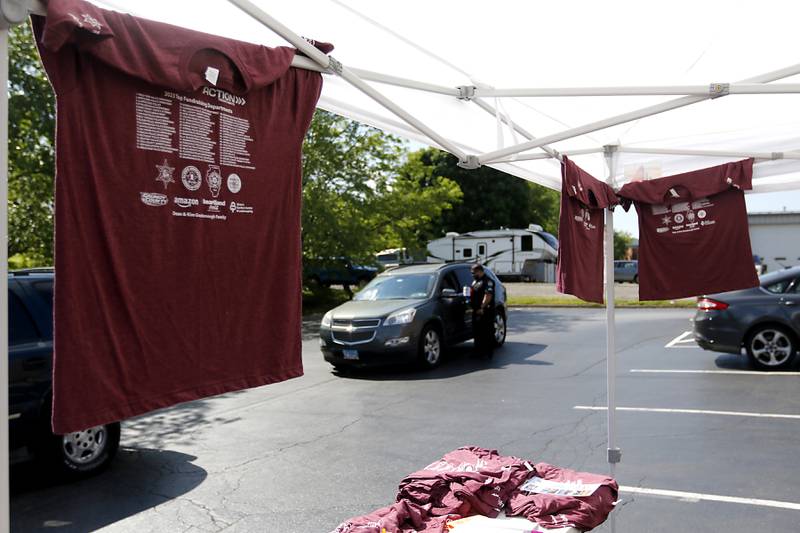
[[11, 308, 800, 532]]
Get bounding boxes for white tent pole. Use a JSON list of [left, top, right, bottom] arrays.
[[603, 144, 621, 483], [490, 147, 604, 163], [477, 62, 800, 164], [225, 0, 467, 161], [347, 67, 460, 97], [1, 6, 42, 531], [475, 83, 800, 98], [0, 23, 9, 533], [292, 56, 462, 96], [618, 146, 800, 160]]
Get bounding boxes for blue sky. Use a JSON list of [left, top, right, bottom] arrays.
[[614, 190, 800, 239]]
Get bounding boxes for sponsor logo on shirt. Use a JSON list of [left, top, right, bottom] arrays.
[[206, 165, 223, 198], [155, 159, 176, 189], [202, 199, 226, 213], [229, 202, 254, 215], [140, 192, 168, 207], [201, 86, 246, 106], [653, 198, 716, 235], [174, 197, 199, 208], [227, 173, 242, 193], [181, 165, 202, 191]]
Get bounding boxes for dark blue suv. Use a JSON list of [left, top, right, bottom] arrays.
[[9, 269, 119, 476], [320, 263, 507, 369]]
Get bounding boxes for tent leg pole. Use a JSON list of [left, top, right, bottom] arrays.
[[1, 26, 10, 533], [604, 146, 620, 530]]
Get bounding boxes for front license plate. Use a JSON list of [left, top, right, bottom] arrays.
[[343, 349, 359, 360]]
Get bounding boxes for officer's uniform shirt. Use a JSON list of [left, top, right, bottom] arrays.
[[470, 275, 495, 311]]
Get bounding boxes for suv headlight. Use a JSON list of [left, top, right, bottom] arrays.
[[384, 307, 417, 326], [321, 311, 333, 327]]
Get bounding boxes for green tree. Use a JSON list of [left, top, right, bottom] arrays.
[[407, 148, 560, 238], [614, 230, 633, 260], [301, 112, 462, 265], [8, 22, 55, 267]]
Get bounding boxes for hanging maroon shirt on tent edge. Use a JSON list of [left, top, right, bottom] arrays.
[[34, 0, 333, 434], [617, 158, 758, 301], [556, 156, 618, 304]]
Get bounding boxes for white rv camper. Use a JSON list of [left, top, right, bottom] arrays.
[[426, 225, 559, 280]]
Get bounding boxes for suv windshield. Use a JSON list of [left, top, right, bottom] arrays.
[[355, 273, 435, 301]]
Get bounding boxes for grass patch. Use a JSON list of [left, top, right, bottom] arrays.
[[303, 286, 351, 315], [508, 296, 696, 308]]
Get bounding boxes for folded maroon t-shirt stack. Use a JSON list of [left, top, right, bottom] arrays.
[[397, 446, 530, 518], [506, 462, 618, 530], [330, 449, 618, 533]]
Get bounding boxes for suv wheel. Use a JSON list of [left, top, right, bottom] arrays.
[[494, 311, 507, 347], [36, 421, 121, 478], [418, 326, 442, 368], [746, 325, 797, 371]]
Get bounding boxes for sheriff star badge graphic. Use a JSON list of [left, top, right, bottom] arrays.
[[155, 159, 175, 189]]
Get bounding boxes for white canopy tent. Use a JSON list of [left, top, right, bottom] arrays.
[[2, 0, 800, 529]]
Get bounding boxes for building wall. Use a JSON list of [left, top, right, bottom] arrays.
[[748, 212, 800, 273]]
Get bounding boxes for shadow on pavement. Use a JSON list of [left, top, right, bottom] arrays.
[[122, 389, 248, 449], [714, 353, 752, 371], [333, 341, 551, 381], [714, 352, 800, 372], [11, 448, 206, 533], [506, 308, 591, 334]]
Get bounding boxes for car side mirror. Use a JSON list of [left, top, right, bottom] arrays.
[[440, 288, 458, 298]]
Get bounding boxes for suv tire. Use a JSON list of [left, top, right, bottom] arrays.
[[494, 311, 507, 347], [34, 416, 121, 478], [418, 325, 443, 369]]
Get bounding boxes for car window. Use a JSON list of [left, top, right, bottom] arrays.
[[354, 274, 434, 300], [764, 279, 792, 294], [788, 279, 800, 294], [441, 272, 460, 292], [10, 290, 40, 345], [31, 280, 54, 315], [454, 266, 473, 289]]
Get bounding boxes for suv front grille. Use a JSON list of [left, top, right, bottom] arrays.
[[332, 318, 381, 328], [331, 317, 381, 345]]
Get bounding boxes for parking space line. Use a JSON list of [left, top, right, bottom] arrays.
[[631, 369, 800, 376], [665, 331, 699, 349], [619, 485, 800, 511], [574, 406, 800, 420]]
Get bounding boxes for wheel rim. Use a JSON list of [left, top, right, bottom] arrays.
[[751, 329, 793, 366], [424, 330, 441, 364], [494, 314, 506, 344], [62, 425, 108, 465]]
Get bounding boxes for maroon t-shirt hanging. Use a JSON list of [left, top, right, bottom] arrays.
[[556, 157, 617, 303], [35, 0, 331, 433], [617, 159, 758, 301]]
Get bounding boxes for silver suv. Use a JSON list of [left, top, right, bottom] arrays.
[[319, 263, 507, 370]]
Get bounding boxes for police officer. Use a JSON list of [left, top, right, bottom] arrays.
[[469, 263, 496, 358]]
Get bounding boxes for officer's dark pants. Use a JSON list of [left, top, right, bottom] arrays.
[[472, 309, 496, 358]]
